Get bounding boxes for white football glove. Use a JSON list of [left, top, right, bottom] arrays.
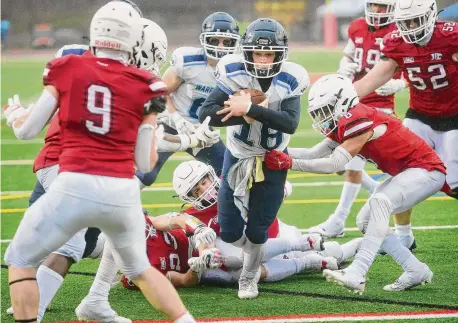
[[188, 257, 206, 273], [337, 57, 359, 78], [194, 225, 217, 246], [170, 111, 195, 135], [4, 95, 28, 127], [375, 79, 406, 96], [193, 116, 220, 148], [154, 124, 165, 142], [199, 247, 223, 270]]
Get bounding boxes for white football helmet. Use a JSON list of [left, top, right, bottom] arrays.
[[90, 1, 143, 57], [173, 161, 220, 210], [308, 74, 359, 136], [365, 0, 396, 28], [137, 18, 168, 75], [394, 0, 437, 45]]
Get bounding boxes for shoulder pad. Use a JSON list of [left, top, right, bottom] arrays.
[[277, 62, 310, 97], [214, 54, 246, 94], [55, 44, 89, 58]]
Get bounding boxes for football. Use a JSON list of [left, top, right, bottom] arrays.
[[234, 88, 266, 105]]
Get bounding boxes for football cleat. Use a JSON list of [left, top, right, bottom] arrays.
[[308, 215, 345, 238], [323, 269, 366, 295], [383, 265, 433, 292], [301, 234, 325, 251], [76, 298, 131, 323], [238, 268, 261, 299]]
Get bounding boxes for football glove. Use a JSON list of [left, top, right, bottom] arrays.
[[200, 247, 223, 270], [194, 116, 220, 148], [337, 57, 359, 78], [265, 150, 293, 171], [144, 96, 166, 114], [375, 79, 406, 96], [194, 226, 217, 246], [4, 95, 28, 127], [170, 111, 195, 135]]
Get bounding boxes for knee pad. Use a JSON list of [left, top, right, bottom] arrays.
[[345, 156, 366, 172], [365, 193, 394, 237], [446, 187, 458, 200], [245, 226, 268, 245]]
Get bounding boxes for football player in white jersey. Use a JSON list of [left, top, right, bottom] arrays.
[[199, 18, 310, 299], [135, 12, 240, 188]]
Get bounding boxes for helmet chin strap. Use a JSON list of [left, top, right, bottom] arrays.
[[95, 48, 130, 65]]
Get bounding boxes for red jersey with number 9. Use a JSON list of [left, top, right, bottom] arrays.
[[347, 18, 401, 110], [43, 54, 167, 178], [328, 103, 445, 176], [381, 21, 458, 117]]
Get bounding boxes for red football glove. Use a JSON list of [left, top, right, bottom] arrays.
[[121, 274, 139, 291], [265, 150, 292, 171]]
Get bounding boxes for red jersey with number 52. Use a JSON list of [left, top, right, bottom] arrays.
[[43, 55, 167, 178], [328, 104, 445, 176], [144, 217, 192, 275], [381, 21, 458, 117], [347, 18, 401, 110]]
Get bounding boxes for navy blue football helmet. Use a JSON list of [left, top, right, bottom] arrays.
[[241, 18, 288, 78], [200, 12, 240, 60]]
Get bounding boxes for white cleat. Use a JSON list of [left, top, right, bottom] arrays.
[[6, 306, 13, 315], [308, 215, 345, 238], [383, 265, 433, 292], [301, 234, 324, 251], [238, 268, 261, 300], [323, 269, 366, 295], [76, 298, 131, 323], [321, 257, 339, 270]]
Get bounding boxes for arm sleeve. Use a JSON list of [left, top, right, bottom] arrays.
[[291, 146, 353, 174], [134, 124, 154, 173], [343, 39, 356, 57], [288, 138, 340, 159], [13, 89, 58, 140], [246, 96, 301, 134], [198, 87, 247, 127]]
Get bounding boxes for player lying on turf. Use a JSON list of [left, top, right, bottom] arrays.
[[264, 74, 446, 294]]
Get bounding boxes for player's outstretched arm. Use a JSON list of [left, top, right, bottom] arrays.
[[353, 58, 398, 98], [198, 87, 247, 127], [265, 131, 373, 174], [8, 86, 59, 140], [288, 138, 340, 160], [166, 270, 199, 287], [135, 113, 159, 173]]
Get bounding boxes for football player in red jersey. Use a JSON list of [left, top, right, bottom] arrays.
[[308, 0, 412, 242], [264, 74, 446, 294], [3, 2, 196, 323], [352, 0, 458, 199]]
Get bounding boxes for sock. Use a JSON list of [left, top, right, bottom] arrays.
[[241, 239, 265, 279], [87, 242, 118, 302], [395, 223, 412, 237], [174, 312, 196, 323], [339, 238, 363, 263], [381, 231, 423, 272], [298, 252, 327, 271], [263, 238, 299, 261], [348, 195, 393, 277], [321, 241, 344, 263], [361, 170, 379, 194], [263, 258, 301, 282], [36, 265, 64, 322], [334, 182, 361, 221]]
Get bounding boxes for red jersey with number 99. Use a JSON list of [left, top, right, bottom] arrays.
[[381, 22, 458, 117], [328, 103, 445, 176], [347, 18, 401, 110], [43, 54, 167, 178]]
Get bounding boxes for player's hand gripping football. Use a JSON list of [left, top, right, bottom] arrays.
[[265, 149, 293, 171], [4, 95, 29, 127], [170, 111, 196, 135], [193, 116, 220, 148], [218, 90, 252, 122]]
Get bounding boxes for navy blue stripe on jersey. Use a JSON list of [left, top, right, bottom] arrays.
[[275, 72, 299, 93], [217, 82, 232, 95], [225, 62, 245, 74], [61, 48, 87, 56], [183, 54, 206, 66]]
